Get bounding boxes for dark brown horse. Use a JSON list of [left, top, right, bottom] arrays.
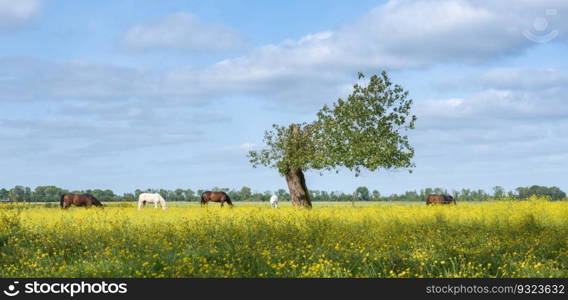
[[201, 191, 233, 207], [426, 194, 456, 205], [60, 193, 103, 209]]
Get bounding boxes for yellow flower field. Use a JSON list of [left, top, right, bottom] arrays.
[[1, 197, 568, 278]]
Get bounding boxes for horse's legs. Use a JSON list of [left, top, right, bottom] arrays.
[[154, 201, 158, 209]]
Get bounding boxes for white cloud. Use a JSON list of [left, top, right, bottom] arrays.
[[0, 58, 169, 102], [411, 71, 568, 180], [0, 105, 217, 161], [122, 12, 247, 51], [159, 0, 568, 107], [429, 66, 568, 115], [239, 143, 257, 152], [417, 86, 568, 129], [5, 1, 568, 108], [192, 0, 568, 75], [3, 1, 568, 167], [0, 0, 40, 29], [479, 68, 568, 90]]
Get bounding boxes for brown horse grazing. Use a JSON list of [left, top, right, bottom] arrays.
[[60, 193, 103, 209], [426, 194, 456, 205], [201, 191, 233, 207]]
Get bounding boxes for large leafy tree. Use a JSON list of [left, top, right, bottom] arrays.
[[248, 71, 417, 207]]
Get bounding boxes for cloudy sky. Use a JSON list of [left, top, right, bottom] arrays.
[[1, 0, 567, 195]]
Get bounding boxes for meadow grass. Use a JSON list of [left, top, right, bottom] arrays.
[[1, 197, 567, 278]]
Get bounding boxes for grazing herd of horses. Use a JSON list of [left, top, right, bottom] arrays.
[[59, 191, 235, 209], [59, 192, 456, 209]]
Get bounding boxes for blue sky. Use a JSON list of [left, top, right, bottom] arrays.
[[1, 0, 567, 195]]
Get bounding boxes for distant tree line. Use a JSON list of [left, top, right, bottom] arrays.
[[351, 185, 566, 201], [0, 185, 565, 203]]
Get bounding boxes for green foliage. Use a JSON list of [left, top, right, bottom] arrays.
[[355, 186, 370, 201], [33, 186, 68, 202], [315, 71, 416, 175], [493, 186, 505, 199], [248, 71, 416, 176], [371, 190, 381, 201], [239, 186, 252, 200], [247, 122, 320, 174], [515, 185, 566, 200], [7, 186, 32, 202]]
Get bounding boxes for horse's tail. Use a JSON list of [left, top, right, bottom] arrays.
[[60, 194, 65, 208], [200, 192, 208, 204]]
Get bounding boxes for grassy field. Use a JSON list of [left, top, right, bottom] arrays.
[[1, 197, 567, 278]]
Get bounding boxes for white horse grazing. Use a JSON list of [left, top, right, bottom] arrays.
[[270, 194, 279, 208], [138, 193, 167, 210]]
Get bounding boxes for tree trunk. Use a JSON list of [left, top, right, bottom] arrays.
[[285, 167, 312, 208]]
